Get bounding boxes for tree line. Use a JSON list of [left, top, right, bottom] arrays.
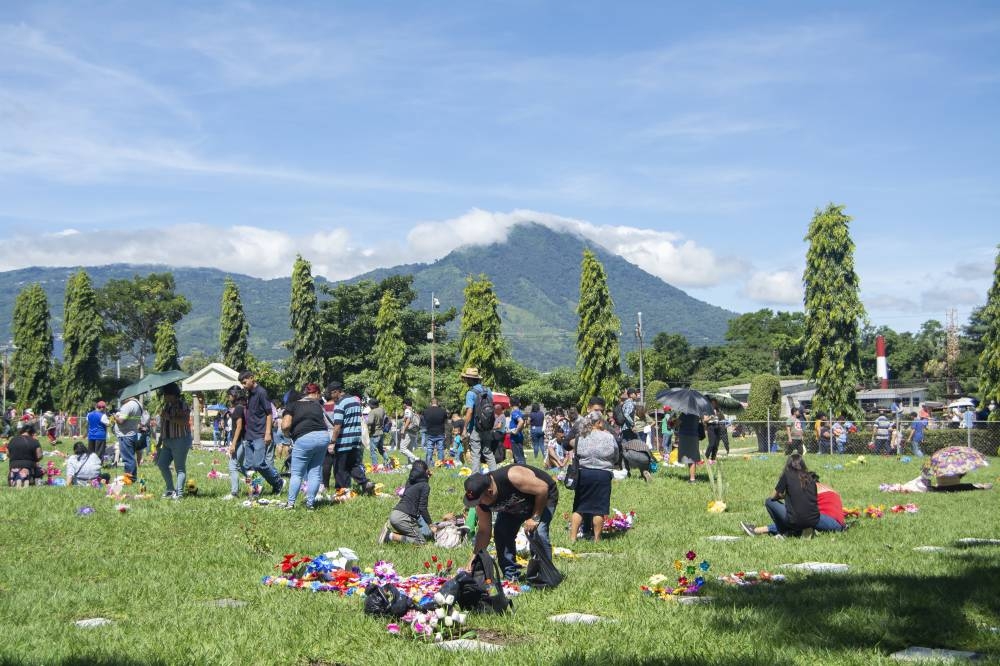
[[6, 206, 1000, 422]]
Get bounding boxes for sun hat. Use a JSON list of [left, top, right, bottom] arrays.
[[460, 367, 482, 380]]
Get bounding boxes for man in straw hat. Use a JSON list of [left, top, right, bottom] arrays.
[[460, 367, 497, 471]]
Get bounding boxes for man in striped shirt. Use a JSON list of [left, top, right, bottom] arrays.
[[326, 381, 375, 494]]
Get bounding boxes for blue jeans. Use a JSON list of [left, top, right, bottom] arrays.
[[287, 430, 327, 507], [156, 435, 192, 495], [244, 438, 283, 490], [510, 435, 526, 464], [369, 432, 387, 466], [764, 498, 844, 535], [493, 506, 554, 579], [424, 435, 445, 463], [530, 428, 545, 459], [118, 433, 139, 478], [912, 438, 924, 457], [228, 441, 246, 495]]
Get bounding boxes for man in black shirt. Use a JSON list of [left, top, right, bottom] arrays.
[[239, 370, 284, 494], [463, 464, 558, 579], [422, 398, 448, 463]]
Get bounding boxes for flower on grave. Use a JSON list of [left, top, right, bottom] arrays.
[[685, 550, 697, 561], [699, 561, 710, 572], [673, 560, 683, 571]]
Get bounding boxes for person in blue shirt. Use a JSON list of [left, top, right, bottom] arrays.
[[327, 381, 375, 494], [906, 413, 929, 457], [461, 367, 496, 471], [508, 397, 526, 465], [86, 401, 110, 463]]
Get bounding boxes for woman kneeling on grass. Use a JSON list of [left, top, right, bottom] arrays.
[[740, 454, 845, 538], [379, 460, 435, 544], [7, 422, 42, 487]]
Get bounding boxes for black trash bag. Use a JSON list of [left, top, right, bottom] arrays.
[[363, 583, 415, 617], [441, 550, 512, 613], [524, 529, 564, 589]]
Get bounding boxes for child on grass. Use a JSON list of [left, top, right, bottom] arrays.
[[379, 460, 436, 544]]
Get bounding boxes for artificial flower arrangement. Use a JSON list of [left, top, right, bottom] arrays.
[[105, 476, 152, 500], [457, 466, 473, 477], [718, 570, 785, 587], [704, 458, 727, 512], [641, 550, 710, 599], [333, 488, 357, 503], [388, 592, 470, 643], [890, 503, 919, 513], [263, 554, 523, 605], [603, 509, 638, 534], [207, 468, 221, 480], [45, 460, 62, 484], [434, 459, 459, 469]]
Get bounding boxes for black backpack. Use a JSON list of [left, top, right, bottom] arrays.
[[612, 402, 627, 427], [363, 583, 416, 617], [439, 549, 512, 614], [473, 387, 495, 432]]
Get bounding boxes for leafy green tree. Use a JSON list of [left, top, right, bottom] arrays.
[[511, 367, 583, 408], [219, 276, 249, 371], [803, 204, 866, 419], [743, 372, 782, 450], [372, 291, 406, 413], [60, 270, 102, 413], [979, 246, 1000, 418], [644, 379, 668, 413], [288, 255, 325, 388], [11, 284, 55, 410], [96, 273, 191, 375], [245, 355, 287, 401], [460, 275, 510, 389], [576, 249, 622, 407], [153, 321, 181, 372]]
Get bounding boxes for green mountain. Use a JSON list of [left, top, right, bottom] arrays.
[[0, 223, 734, 369]]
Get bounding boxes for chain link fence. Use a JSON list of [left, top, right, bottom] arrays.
[[726, 419, 1000, 457]]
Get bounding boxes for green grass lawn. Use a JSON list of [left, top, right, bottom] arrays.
[[2, 440, 1000, 666]]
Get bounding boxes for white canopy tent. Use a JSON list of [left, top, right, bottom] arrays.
[[181, 362, 240, 445]]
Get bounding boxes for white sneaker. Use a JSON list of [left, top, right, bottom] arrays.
[[221, 493, 236, 501]]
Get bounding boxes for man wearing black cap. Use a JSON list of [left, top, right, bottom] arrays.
[[463, 464, 558, 580]]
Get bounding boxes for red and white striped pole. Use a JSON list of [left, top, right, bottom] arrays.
[[875, 335, 888, 389]]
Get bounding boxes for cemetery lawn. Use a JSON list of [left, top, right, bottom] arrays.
[[2, 442, 1000, 666]]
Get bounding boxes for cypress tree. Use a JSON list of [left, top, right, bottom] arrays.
[[459, 275, 508, 389], [979, 245, 1000, 419], [803, 204, 866, 419], [576, 249, 622, 407], [288, 255, 325, 387], [153, 320, 180, 372], [219, 276, 250, 370], [11, 283, 54, 410], [60, 270, 102, 414], [372, 291, 405, 413]]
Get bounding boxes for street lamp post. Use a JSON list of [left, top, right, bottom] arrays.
[[1, 342, 15, 410], [635, 312, 645, 405], [429, 293, 441, 400]]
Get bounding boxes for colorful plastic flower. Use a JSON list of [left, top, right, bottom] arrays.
[[685, 550, 697, 561]]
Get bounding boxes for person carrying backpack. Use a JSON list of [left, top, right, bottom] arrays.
[[460, 367, 496, 471]]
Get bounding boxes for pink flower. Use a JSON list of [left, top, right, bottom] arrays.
[[386, 623, 400, 635], [685, 550, 696, 561]]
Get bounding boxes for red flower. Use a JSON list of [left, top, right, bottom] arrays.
[[424, 561, 431, 569], [437, 563, 443, 571], [446, 559, 453, 569], [431, 555, 438, 563]]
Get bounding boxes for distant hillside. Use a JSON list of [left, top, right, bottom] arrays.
[[349, 222, 735, 368], [0, 223, 734, 369]]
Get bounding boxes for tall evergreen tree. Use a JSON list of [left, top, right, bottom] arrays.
[[11, 284, 54, 410], [372, 291, 405, 412], [576, 249, 622, 407], [153, 321, 181, 372], [60, 270, 102, 414], [803, 204, 866, 419], [459, 275, 508, 389], [288, 255, 325, 387], [978, 245, 1000, 419], [219, 276, 250, 370]]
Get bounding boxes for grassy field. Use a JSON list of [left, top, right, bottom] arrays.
[[2, 439, 999, 666]]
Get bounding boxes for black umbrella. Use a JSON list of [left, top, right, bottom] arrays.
[[655, 387, 714, 416], [118, 370, 189, 401]]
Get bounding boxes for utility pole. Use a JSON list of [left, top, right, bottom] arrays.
[[429, 293, 440, 400], [635, 312, 645, 404], [1, 342, 14, 410]]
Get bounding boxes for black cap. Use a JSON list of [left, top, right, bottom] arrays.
[[463, 473, 492, 508], [326, 381, 343, 392]]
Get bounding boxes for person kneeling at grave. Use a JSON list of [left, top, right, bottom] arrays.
[[463, 463, 558, 580], [740, 454, 845, 538], [379, 460, 436, 544]]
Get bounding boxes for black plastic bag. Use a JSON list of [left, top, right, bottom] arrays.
[[524, 530, 564, 589], [441, 550, 512, 613], [363, 583, 415, 617]]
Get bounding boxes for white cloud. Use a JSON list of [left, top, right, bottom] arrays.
[[0, 209, 742, 289], [948, 260, 994, 281], [921, 286, 983, 311], [407, 209, 742, 288], [864, 294, 918, 311], [742, 270, 803, 305]]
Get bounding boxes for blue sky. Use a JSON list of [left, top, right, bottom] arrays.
[[0, 1, 997, 333]]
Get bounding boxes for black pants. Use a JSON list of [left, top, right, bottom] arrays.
[[333, 447, 369, 490], [88, 439, 107, 462], [705, 426, 720, 460]]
